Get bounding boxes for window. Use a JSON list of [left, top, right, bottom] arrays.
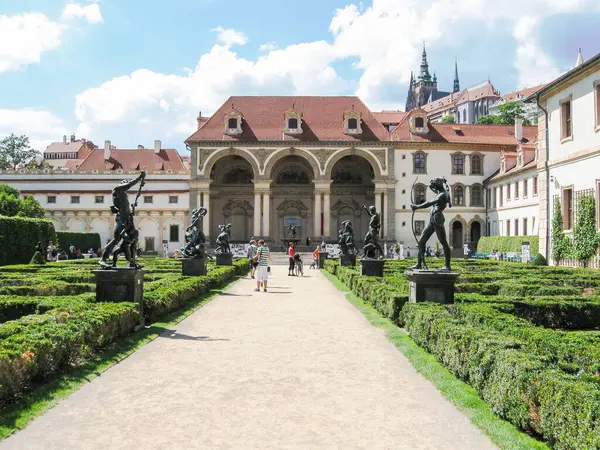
[[144, 196, 153, 204], [413, 152, 426, 174], [499, 186, 503, 207], [523, 179, 528, 197], [95, 195, 104, 204], [347, 118, 358, 129], [414, 220, 425, 235], [596, 82, 600, 129], [470, 154, 482, 175], [506, 220, 510, 236], [533, 176, 538, 196], [169, 224, 180, 242], [169, 196, 178, 204], [288, 118, 298, 129], [563, 187, 574, 230], [514, 181, 519, 199], [470, 185, 483, 207], [462, 110, 466, 123], [493, 187, 497, 209], [506, 184, 511, 200], [415, 184, 426, 204], [71, 196, 80, 204], [523, 217, 528, 235], [452, 154, 464, 174], [561, 99, 572, 140], [228, 118, 238, 129], [415, 117, 424, 128], [453, 185, 464, 206], [514, 219, 519, 236], [47, 195, 56, 204]]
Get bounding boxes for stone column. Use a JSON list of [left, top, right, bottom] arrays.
[[375, 191, 383, 238], [465, 186, 471, 207], [314, 191, 322, 237], [323, 191, 331, 238], [263, 192, 270, 237], [254, 191, 261, 237], [383, 191, 389, 238], [158, 213, 166, 256], [201, 191, 210, 240], [196, 191, 201, 213]]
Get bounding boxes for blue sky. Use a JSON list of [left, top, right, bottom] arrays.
[[1, 0, 600, 153]]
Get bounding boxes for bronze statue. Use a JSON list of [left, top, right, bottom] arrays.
[[99, 170, 146, 269], [409, 176, 452, 271], [361, 205, 384, 259], [181, 208, 208, 258], [338, 220, 358, 255], [215, 223, 232, 254], [288, 224, 297, 239]]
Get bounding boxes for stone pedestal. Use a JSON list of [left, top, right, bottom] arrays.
[[359, 259, 385, 277], [340, 254, 357, 267], [318, 252, 328, 269], [216, 253, 233, 266], [404, 270, 460, 304], [182, 257, 207, 276], [93, 268, 144, 325]]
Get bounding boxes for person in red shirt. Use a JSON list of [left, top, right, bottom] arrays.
[[288, 242, 295, 276], [312, 246, 320, 269]]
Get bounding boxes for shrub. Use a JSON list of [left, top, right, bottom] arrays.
[[29, 251, 46, 265], [572, 195, 599, 267], [532, 253, 547, 266], [56, 231, 101, 253], [551, 197, 569, 264], [476, 235, 539, 254], [0, 216, 57, 266]]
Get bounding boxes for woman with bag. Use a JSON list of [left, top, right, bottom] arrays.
[[254, 239, 270, 292]]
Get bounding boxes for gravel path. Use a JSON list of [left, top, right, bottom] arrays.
[[1, 265, 496, 449]]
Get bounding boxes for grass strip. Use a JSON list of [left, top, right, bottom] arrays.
[[0, 275, 246, 441], [321, 270, 549, 450]]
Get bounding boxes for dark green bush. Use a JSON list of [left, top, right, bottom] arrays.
[[0, 216, 56, 266], [532, 253, 547, 266], [29, 251, 45, 265], [476, 235, 539, 254], [56, 231, 101, 253]]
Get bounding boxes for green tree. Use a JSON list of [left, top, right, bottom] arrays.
[[0, 184, 20, 197], [572, 195, 599, 267], [441, 115, 455, 124], [0, 134, 40, 170], [18, 195, 45, 219], [476, 101, 532, 126], [476, 115, 500, 125], [551, 197, 569, 264], [0, 193, 21, 216]]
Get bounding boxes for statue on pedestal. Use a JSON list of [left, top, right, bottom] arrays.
[[181, 208, 207, 258], [99, 170, 146, 269], [215, 223, 232, 254], [338, 220, 358, 255], [288, 224, 297, 239], [361, 205, 384, 259], [409, 176, 452, 271]]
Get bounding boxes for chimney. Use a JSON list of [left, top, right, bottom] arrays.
[[196, 111, 203, 130], [104, 140, 111, 161], [154, 140, 161, 153], [63, 135, 67, 144], [137, 145, 145, 150], [70, 133, 76, 142], [515, 117, 523, 142]]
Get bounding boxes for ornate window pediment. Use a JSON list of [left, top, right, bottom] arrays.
[[223, 107, 243, 136], [343, 108, 363, 135], [408, 109, 429, 135], [284, 108, 303, 135]]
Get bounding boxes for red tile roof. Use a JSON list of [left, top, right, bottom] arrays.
[[488, 159, 537, 182], [502, 83, 547, 101], [391, 121, 537, 146], [373, 111, 408, 124], [76, 148, 187, 172], [186, 96, 390, 142]]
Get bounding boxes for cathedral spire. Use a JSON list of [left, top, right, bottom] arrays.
[[405, 71, 415, 112], [419, 43, 431, 82], [453, 58, 460, 92]]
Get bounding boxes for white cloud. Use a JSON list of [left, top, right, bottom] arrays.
[[62, 3, 103, 24], [259, 42, 277, 52], [0, 13, 65, 72], [0, 109, 67, 151], [211, 26, 248, 46]]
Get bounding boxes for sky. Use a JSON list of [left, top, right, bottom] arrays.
[[1, 0, 600, 154]]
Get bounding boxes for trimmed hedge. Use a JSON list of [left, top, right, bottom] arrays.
[[0, 216, 57, 266], [56, 231, 101, 253], [476, 235, 539, 254]]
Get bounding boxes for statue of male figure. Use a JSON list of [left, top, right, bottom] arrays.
[[100, 170, 146, 268], [361, 205, 384, 259], [410, 176, 452, 271]]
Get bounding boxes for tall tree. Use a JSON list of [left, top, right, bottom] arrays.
[[17, 195, 45, 219], [0, 184, 45, 218], [551, 197, 569, 264], [0, 134, 40, 170], [476, 101, 532, 126]]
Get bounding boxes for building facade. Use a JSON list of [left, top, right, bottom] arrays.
[[0, 140, 190, 256], [488, 84, 546, 124]]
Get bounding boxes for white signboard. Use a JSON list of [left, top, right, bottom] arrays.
[[399, 245, 404, 259], [163, 243, 169, 258], [521, 242, 531, 263], [463, 244, 470, 256]]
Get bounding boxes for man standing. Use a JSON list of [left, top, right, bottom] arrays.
[[100, 170, 146, 268], [247, 239, 258, 279], [254, 240, 270, 292]]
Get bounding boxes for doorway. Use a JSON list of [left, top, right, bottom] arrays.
[[471, 222, 482, 249], [144, 237, 155, 252], [451, 222, 463, 249]]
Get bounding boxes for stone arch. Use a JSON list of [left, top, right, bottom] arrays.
[[324, 148, 382, 179], [66, 217, 86, 232], [201, 147, 260, 179], [138, 217, 160, 253], [468, 215, 485, 247], [51, 218, 63, 231], [331, 199, 362, 236], [222, 200, 253, 241], [449, 215, 468, 250], [276, 199, 309, 218], [264, 148, 320, 180], [91, 218, 111, 247]]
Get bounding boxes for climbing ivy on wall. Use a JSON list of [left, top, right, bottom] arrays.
[[572, 195, 599, 266], [551, 197, 569, 264]]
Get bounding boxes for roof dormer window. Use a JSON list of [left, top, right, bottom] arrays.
[[283, 108, 302, 135], [223, 107, 243, 136], [415, 117, 424, 128], [408, 109, 429, 135], [343, 108, 362, 135]]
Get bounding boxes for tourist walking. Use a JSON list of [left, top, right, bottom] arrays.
[[288, 241, 295, 276], [254, 240, 270, 292], [247, 239, 258, 279]]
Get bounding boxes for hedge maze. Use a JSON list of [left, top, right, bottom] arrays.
[[323, 258, 600, 450], [0, 258, 249, 407]]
